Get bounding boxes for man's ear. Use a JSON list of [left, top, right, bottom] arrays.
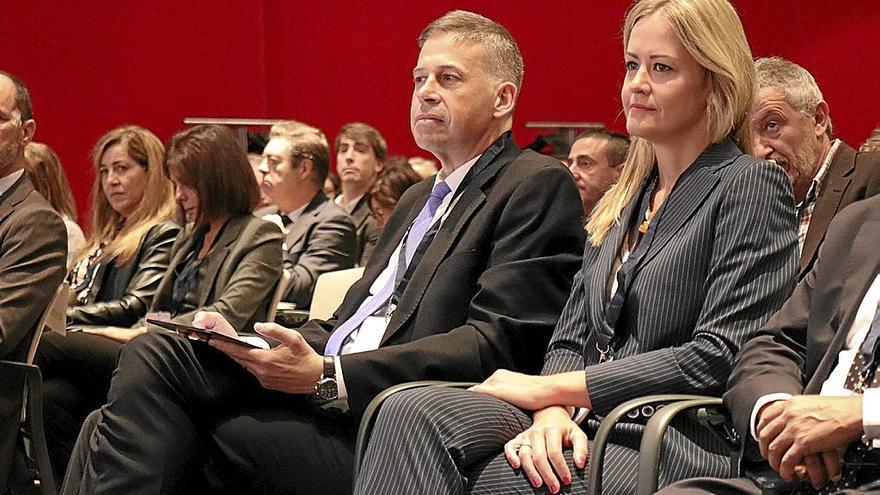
[[813, 101, 830, 138], [21, 119, 35, 145], [299, 158, 314, 179], [493, 82, 518, 119]]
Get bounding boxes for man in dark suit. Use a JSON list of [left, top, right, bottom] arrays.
[[0, 71, 69, 489], [660, 195, 880, 494], [61, 11, 585, 494], [751, 57, 880, 278], [334, 122, 385, 266], [259, 120, 356, 309]]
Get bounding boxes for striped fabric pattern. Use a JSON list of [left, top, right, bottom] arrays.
[[354, 138, 799, 495]]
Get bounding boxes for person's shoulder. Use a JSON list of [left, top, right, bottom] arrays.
[[233, 213, 285, 241], [316, 197, 355, 227], [829, 194, 880, 229]]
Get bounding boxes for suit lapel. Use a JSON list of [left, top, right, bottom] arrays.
[[635, 139, 738, 271], [0, 172, 32, 225], [379, 141, 517, 344], [195, 215, 247, 307], [805, 216, 880, 391], [284, 194, 326, 256], [799, 143, 855, 275], [331, 181, 430, 324]]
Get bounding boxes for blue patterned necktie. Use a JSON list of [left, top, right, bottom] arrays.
[[324, 181, 451, 355]]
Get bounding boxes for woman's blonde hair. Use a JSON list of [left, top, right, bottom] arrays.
[[81, 125, 175, 266], [23, 142, 78, 220], [587, 0, 754, 246]]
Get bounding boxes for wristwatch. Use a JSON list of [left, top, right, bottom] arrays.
[[315, 356, 339, 401]]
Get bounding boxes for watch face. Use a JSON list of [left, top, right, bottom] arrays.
[[316, 378, 338, 400]]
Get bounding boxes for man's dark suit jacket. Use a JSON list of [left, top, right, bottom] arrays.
[[67, 221, 180, 328], [800, 142, 880, 277], [0, 173, 67, 485], [349, 195, 379, 266], [298, 137, 586, 418], [725, 195, 880, 455], [151, 213, 283, 332], [280, 193, 356, 308]]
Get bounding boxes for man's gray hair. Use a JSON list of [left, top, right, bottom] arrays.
[[419, 10, 524, 91], [755, 57, 832, 136]]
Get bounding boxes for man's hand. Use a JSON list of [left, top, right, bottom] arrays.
[[469, 369, 556, 411], [756, 395, 862, 483], [205, 319, 323, 395], [502, 406, 588, 494]]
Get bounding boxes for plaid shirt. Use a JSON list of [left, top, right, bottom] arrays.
[[797, 139, 840, 252]]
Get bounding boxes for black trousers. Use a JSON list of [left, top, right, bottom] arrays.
[[61, 332, 357, 495], [35, 331, 122, 485]]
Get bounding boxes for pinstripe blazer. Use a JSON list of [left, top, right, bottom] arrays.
[[542, 138, 799, 420]]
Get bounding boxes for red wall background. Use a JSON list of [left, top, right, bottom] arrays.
[[2, 1, 879, 226]]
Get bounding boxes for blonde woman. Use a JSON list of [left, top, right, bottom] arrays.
[[23, 142, 86, 267], [354, 0, 799, 493], [36, 125, 178, 481]]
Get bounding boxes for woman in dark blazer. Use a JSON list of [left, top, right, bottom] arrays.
[[354, 1, 799, 494], [37, 124, 282, 482]]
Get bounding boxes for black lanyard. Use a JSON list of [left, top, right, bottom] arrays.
[[599, 172, 661, 351]]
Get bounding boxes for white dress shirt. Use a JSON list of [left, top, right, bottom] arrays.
[[335, 194, 363, 215], [751, 273, 880, 447], [334, 156, 479, 399]]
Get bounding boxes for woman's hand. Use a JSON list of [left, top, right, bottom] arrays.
[[82, 326, 147, 344], [469, 369, 555, 411], [503, 406, 589, 494]]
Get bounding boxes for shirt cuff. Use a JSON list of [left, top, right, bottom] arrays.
[[334, 356, 348, 400], [571, 407, 590, 425], [863, 388, 880, 447], [751, 393, 792, 441]]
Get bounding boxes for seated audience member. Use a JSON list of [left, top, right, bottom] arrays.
[[334, 122, 385, 265], [658, 195, 880, 494], [61, 11, 585, 494], [23, 142, 85, 266], [63, 126, 179, 327], [247, 131, 274, 216], [751, 57, 880, 278], [565, 128, 630, 216], [0, 70, 67, 487], [353, 1, 798, 494], [861, 127, 880, 153], [259, 120, 356, 309], [323, 170, 341, 199], [42, 124, 282, 484], [35, 125, 178, 480], [367, 157, 422, 227], [409, 155, 439, 178]]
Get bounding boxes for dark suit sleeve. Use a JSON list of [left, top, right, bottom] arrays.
[[583, 161, 799, 416], [284, 212, 357, 308], [67, 222, 180, 327], [175, 220, 282, 330], [0, 207, 67, 358], [337, 165, 585, 418]]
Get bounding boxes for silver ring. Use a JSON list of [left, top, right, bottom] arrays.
[[514, 442, 532, 453]]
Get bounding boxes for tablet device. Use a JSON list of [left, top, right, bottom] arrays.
[[146, 319, 268, 349]]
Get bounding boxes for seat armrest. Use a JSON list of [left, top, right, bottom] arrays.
[[636, 396, 722, 495], [588, 394, 711, 495], [353, 381, 477, 488]]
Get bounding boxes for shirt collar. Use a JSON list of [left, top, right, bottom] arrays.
[[801, 139, 840, 206], [0, 169, 24, 197], [284, 202, 309, 225], [334, 193, 363, 214]]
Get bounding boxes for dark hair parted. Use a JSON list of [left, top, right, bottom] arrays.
[[164, 124, 259, 226], [335, 122, 388, 161]]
